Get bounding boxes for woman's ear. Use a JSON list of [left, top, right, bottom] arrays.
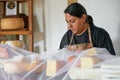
[[81, 14, 87, 23]]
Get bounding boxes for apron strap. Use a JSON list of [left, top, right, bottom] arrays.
[[88, 26, 93, 47], [69, 24, 93, 47], [69, 33, 74, 46]]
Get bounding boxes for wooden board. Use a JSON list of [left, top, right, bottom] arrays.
[[0, 2, 4, 18], [68, 0, 77, 5]]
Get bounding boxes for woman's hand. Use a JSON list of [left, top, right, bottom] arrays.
[[67, 44, 87, 52]]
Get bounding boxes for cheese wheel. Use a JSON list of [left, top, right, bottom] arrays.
[[1, 40, 24, 48], [1, 17, 24, 30]]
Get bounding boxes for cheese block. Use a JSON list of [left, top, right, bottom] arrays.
[[1, 17, 24, 30], [80, 56, 102, 68], [69, 67, 101, 80], [46, 60, 57, 76], [84, 47, 97, 56], [3, 62, 25, 74], [46, 59, 66, 77]]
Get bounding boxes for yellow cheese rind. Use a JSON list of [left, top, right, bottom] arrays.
[[1, 18, 24, 30]]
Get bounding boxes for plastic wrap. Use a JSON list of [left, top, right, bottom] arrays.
[[0, 44, 119, 80]]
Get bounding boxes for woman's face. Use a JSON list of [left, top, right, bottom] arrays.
[[65, 13, 86, 34]]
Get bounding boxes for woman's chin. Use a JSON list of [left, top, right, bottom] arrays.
[[71, 31, 76, 34]]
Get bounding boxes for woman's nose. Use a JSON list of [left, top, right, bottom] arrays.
[[68, 23, 72, 29]]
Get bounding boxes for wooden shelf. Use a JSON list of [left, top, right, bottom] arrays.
[[0, 29, 32, 35], [0, 0, 33, 51], [0, 0, 28, 2]]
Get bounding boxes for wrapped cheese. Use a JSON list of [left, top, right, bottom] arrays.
[[69, 67, 101, 80]]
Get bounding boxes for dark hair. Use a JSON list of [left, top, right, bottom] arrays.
[[87, 15, 94, 26], [64, 3, 94, 25], [64, 3, 87, 18]]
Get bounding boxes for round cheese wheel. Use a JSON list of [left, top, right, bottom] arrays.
[[1, 40, 25, 48], [1, 17, 24, 30]]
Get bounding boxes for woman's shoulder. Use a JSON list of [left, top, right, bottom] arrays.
[[91, 25, 109, 35]]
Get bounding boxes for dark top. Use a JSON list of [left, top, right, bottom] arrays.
[[59, 25, 116, 55]]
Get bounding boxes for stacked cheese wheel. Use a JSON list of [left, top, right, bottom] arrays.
[[0, 17, 24, 30]]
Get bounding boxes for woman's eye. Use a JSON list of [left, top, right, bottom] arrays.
[[71, 20, 75, 23], [66, 20, 68, 23]]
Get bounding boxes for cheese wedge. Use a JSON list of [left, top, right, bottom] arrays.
[[80, 56, 102, 68], [46, 60, 66, 76], [46, 60, 57, 76]]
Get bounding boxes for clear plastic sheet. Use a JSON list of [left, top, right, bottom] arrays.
[[0, 44, 119, 80]]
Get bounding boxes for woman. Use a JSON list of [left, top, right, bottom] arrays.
[[59, 3, 115, 55]]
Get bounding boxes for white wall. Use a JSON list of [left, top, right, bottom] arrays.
[[44, 0, 67, 51], [33, 0, 45, 53], [44, 0, 120, 55]]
